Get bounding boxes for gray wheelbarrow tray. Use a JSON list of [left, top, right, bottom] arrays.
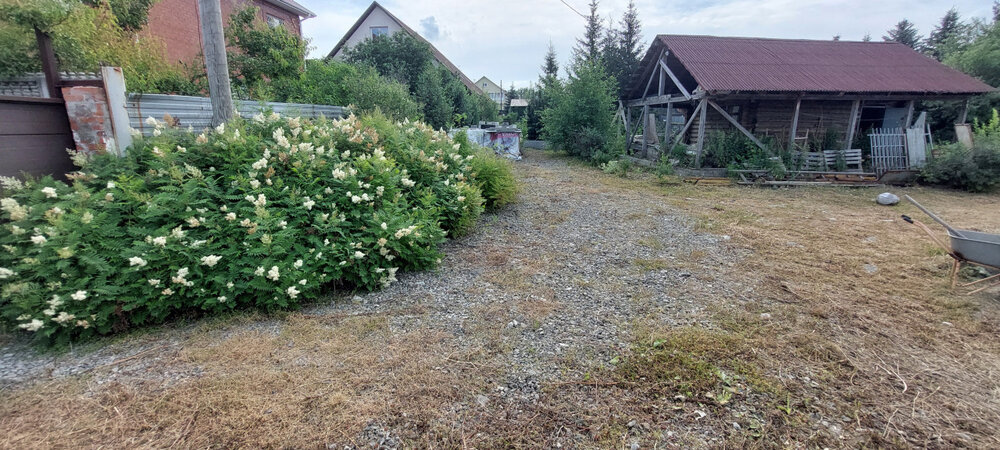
[[949, 229, 1000, 269]]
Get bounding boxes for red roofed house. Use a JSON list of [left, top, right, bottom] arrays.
[[624, 35, 995, 174], [144, 0, 316, 65]]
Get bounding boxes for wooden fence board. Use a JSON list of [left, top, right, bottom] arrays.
[[0, 97, 76, 179]]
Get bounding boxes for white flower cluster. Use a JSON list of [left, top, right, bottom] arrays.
[[129, 256, 148, 267], [172, 267, 193, 286], [1, 198, 28, 220], [245, 194, 267, 207], [200, 254, 222, 267]]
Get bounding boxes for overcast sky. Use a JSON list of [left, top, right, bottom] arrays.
[[300, 0, 994, 89]]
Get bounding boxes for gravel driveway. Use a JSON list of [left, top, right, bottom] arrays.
[[1, 149, 745, 445]]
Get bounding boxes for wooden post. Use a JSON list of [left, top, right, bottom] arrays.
[[957, 98, 970, 124], [658, 62, 666, 96], [695, 98, 708, 167], [788, 97, 802, 151], [904, 100, 915, 128], [844, 100, 861, 150], [624, 105, 632, 150], [34, 27, 61, 99], [664, 102, 673, 147], [198, 0, 234, 126], [640, 105, 649, 157]]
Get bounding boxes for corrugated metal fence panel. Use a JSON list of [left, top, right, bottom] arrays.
[[126, 93, 347, 136]]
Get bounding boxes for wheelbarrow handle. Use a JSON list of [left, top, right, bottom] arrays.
[[904, 195, 965, 239], [902, 214, 957, 259]]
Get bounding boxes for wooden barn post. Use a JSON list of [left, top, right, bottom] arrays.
[[845, 100, 861, 150], [694, 98, 707, 167], [788, 97, 801, 151]]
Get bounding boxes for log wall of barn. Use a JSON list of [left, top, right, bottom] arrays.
[[685, 99, 855, 150]]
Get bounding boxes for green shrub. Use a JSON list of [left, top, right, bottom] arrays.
[[0, 112, 494, 343], [466, 150, 517, 211], [601, 158, 632, 178], [541, 61, 619, 164], [921, 111, 1000, 193], [656, 156, 675, 178], [920, 140, 1000, 193], [273, 60, 421, 122]]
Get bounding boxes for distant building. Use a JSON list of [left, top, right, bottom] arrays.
[[144, 0, 315, 65], [509, 99, 529, 108], [624, 34, 994, 171], [476, 76, 504, 109], [327, 1, 480, 93]]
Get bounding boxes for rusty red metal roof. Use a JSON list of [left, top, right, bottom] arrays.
[[642, 35, 994, 95]]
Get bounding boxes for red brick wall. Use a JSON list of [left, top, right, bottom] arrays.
[[61, 86, 114, 155], [144, 0, 302, 65]]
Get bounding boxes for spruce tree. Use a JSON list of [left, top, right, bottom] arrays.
[[540, 42, 560, 89], [572, 0, 603, 67], [612, 0, 643, 97], [883, 19, 922, 49], [925, 8, 965, 61]]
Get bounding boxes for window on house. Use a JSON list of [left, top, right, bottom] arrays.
[[371, 26, 389, 37], [266, 14, 284, 28]]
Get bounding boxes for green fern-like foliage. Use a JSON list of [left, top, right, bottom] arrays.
[[0, 111, 513, 343]]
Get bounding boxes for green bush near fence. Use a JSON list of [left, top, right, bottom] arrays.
[[0, 112, 515, 343], [920, 110, 1000, 193]]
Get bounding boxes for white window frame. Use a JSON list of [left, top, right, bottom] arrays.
[[266, 14, 284, 28]]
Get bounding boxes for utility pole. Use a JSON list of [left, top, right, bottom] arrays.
[[198, 0, 233, 126]]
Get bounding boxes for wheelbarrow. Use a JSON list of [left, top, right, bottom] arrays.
[[902, 195, 1000, 295]]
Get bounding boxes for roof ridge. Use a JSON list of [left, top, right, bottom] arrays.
[[657, 34, 900, 44], [326, 1, 482, 94]]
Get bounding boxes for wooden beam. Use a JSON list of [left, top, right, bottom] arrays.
[[659, 53, 691, 100], [627, 92, 704, 107], [673, 100, 703, 147], [34, 27, 60, 99], [957, 98, 970, 124], [695, 98, 708, 167], [904, 100, 915, 128], [642, 61, 658, 98], [844, 99, 861, 150], [707, 100, 766, 151], [788, 97, 802, 151]]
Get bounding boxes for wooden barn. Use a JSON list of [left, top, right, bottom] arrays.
[[623, 35, 995, 174]]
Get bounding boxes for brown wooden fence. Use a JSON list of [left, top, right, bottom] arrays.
[[0, 95, 76, 180]]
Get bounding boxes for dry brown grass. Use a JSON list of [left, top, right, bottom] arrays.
[[0, 313, 493, 448], [575, 159, 1000, 447]]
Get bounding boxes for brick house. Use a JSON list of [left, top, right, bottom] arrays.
[[144, 0, 316, 65]]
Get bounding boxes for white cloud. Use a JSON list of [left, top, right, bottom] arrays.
[[299, 0, 994, 88]]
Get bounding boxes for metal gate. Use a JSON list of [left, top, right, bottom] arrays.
[[0, 96, 76, 179], [869, 127, 908, 175]]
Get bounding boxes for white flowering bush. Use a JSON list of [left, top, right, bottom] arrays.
[[0, 112, 508, 342]]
